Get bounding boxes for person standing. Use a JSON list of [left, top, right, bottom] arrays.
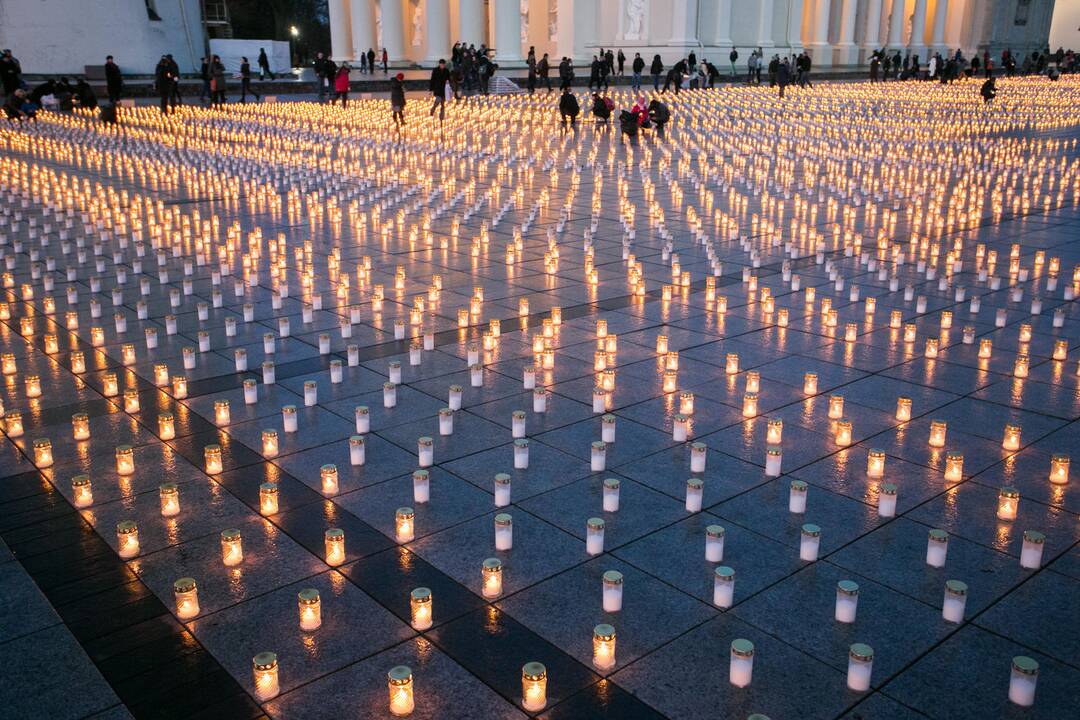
[[382, 48, 388, 73], [768, 54, 779, 86], [333, 64, 350, 107], [210, 55, 227, 106], [650, 54, 663, 92], [240, 57, 260, 103], [526, 53, 537, 94], [165, 54, 182, 106], [588, 55, 600, 90], [869, 53, 880, 82], [631, 52, 644, 92], [359, 50, 368, 74], [558, 56, 573, 91], [258, 48, 274, 80], [313, 52, 327, 99], [429, 58, 450, 121], [617, 49, 625, 76], [729, 47, 739, 79], [538, 53, 551, 92], [0, 49, 21, 98], [777, 57, 791, 98], [688, 50, 697, 74], [154, 56, 173, 114], [198, 56, 211, 102], [390, 72, 406, 127], [367, 48, 376, 75], [104, 55, 122, 104]]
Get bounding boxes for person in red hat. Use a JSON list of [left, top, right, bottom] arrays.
[[391, 72, 406, 128]]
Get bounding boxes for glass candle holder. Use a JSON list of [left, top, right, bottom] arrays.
[[592, 624, 616, 671], [0, 353, 15, 375], [713, 565, 735, 608], [321, 464, 339, 495], [72, 474, 93, 508], [591, 441, 607, 472], [418, 437, 433, 467], [260, 482, 279, 515], [742, 393, 759, 419], [282, 405, 298, 433], [532, 387, 547, 412], [171, 376, 188, 400], [592, 388, 607, 413], [602, 477, 620, 511], [298, 588, 321, 631], [394, 507, 415, 543], [943, 452, 964, 482], [511, 410, 527, 438], [789, 480, 808, 514], [1049, 454, 1070, 485], [325, 528, 345, 566], [521, 662, 548, 712], [353, 406, 370, 435], [903, 323, 917, 344], [410, 587, 433, 630], [303, 380, 317, 406], [603, 570, 624, 612], [680, 391, 696, 415], [116, 445, 135, 476], [252, 652, 279, 701], [926, 528, 949, 567], [997, 487, 1019, 521], [214, 400, 230, 427], [1002, 424, 1021, 451], [928, 420, 947, 448], [173, 577, 200, 619], [262, 429, 279, 457], [729, 639, 755, 688], [689, 441, 708, 473], [159, 482, 180, 517], [1053, 339, 1068, 361], [221, 529, 243, 566], [662, 370, 677, 393], [494, 473, 512, 507], [384, 382, 397, 408], [866, 449, 886, 478], [942, 580, 967, 623], [407, 468, 428, 503], [800, 523, 821, 561], [897, 395, 914, 423], [494, 513, 513, 550], [765, 447, 783, 477], [705, 524, 726, 562], [767, 419, 783, 445], [438, 408, 454, 436], [116, 520, 139, 558], [123, 389, 140, 413], [1020, 530, 1045, 570], [601, 414, 617, 443], [3, 411, 23, 438], [804, 372, 819, 395], [835, 580, 859, 623], [828, 395, 845, 420], [978, 338, 993, 359], [847, 644, 874, 691], [1008, 656, 1039, 707], [586, 517, 605, 555], [72, 413, 90, 441], [725, 353, 740, 375], [349, 435, 365, 466], [924, 338, 939, 359], [33, 438, 53, 468], [683, 477, 704, 512], [158, 412, 175, 441], [1014, 354, 1029, 379], [243, 379, 258, 404], [834, 419, 853, 447], [70, 351, 86, 374], [25, 374, 42, 398], [877, 482, 898, 518], [482, 558, 503, 598]]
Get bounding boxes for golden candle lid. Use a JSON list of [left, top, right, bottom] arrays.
[[945, 580, 967, 596], [512, 410, 526, 419], [253, 652, 278, 670], [494, 473, 511, 485], [592, 441, 606, 450], [411, 587, 431, 603], [159, 482, 178, 493], [321, 464, 337, 474], [603, 477, 620, 489], [602, 413, 616, 423], [587, 517, 605, 531], [715, 565, 735, 581], [879, 482, 897, 496], [849, 643, 874, 661], [514, 438, 529, 448], [837, 580, 860, 596], [731, 638, 755, 657], [418, 436, 433, 446], [173, 577, 197, 593], [298, 588, 320, 604], [602, 570, 623, 585], [1022, 530, 1045, 544], [260, 481, 278, 493], [1011, 656, 1038, 675], [593, 623, 615, 640], [221, 528, 241, 542], [801, 523, 821, 537], [999, 486, 1019, 498], [349, 435, 365, 445], [790, 479, 808, 492], [325, 528, 344, 540], [494, 513, 512, 526], [928, 528, 948, 543], [356, 405, 369, 415], [706, 524, 725, 539], [116, 520, 138, 534], [71, 474, 90, 487], [396, 507, 415, 519], [691, 441, 707, 451], [522, 661, 547, 680], [482, 557, 502, 571]]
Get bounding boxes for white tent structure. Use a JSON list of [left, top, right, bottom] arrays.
[[208, 39, 291, 75]]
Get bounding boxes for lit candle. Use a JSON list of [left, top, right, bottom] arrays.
[[324, 528, 345, 566], [25, 374, 42, 398], [592, 624, 616, 671], [72, 413, 90, 441], [1008, 656, 1039, 707], [846, 643, 874, 692], [940, 451, 963, 482], [70, 351, 86, 374], [713, 565, 735, 608], [742, 393, 759, 419], [214, 400, 231, 426], [521, 662, 547, 712], [924, 338, 939, 359], [765, 446, 783, 477], [789, 480, 808, 514], [942, 580, 967, 623], [171, 376, 187, 399], [1049, 454, 1070, 485], [867, 449, 885, 478], [298, 588, 321, 631], [685, 478, 704, 512], [116, 520, 139, 558], [252, 652, 279, 701], [494, 513, 513, 550], [928, 420, 947, 448], [680, 391, 696, 414], [1052, 339, 1068, 361], [221, 529, 243, 566], [729, 639, 755, 688], [123, 389, 140, 413], [979, 338, 993, 359], [410, 587, 433, 630], [835, 580, 859, 623], [72, 474, 93, 508], [804, 372, 818, 395], [1013, 354, 1029, 379], [482, 558, 503, 598], [1002, 424, 1021, 451], [159, 482, 180, 517], [113, 445, 139, 478], [834, 419, 853, 447], [603, 569, 624, 612], [926, 528, 949, 567], [3, 411, 23, 437], [877, 483, 898, 518], [30, 438, 52, 468], [173, 577, 199, 619], [997, 487, 1019, 521], [725, 353, 740, 375], [262, 429, 279, 457], [158, 412, 175, 440], [1020, 530, 1045, 570], [586, 517, 605, 555], [396, 507, 415, 543], [705, 524, 725, 562], [259, 482, 279, 515], [0, 353, 15, 374], [800, 523, 821, 561], [766, 419, 783, 445], [321, 464, 339, 495]]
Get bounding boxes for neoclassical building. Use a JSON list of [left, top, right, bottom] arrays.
[[329, 0, 1057, 68]]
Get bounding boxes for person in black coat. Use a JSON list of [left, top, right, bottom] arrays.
[[154, 56, 174, 114], [631, 53, 645, 91], [104, 55, 122, 104], [527, 54, 537, 94], [429, 59, 450, 120], [650, 54, 663, 91], [198, 56, 210, 102], [558, 57, 573, 91], [591, 93, 611, 122], [240, 57, 260, 103], [0, 50, 22, 97], [538, 53, 551, 92], [367, 49, 377, 74], [777, 58, 791, 98], [390, 72, 406, 127], [73, 79, 97, 109], [165, 54, 182, 105], [558, 89, 579, 129], [980, 77, 996, 103], [258, 48, 274, 80], [617, 49, 625, 76], [588, 56, 601, 90], [648, 98, 669, 138]]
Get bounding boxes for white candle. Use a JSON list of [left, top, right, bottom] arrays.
[[690, 442, 707, 472], [603, 478, 620, 512], [470, 364, 483, 387], [533, 388, 547, 412], [448, 385, 463, 410], [418, 437, 433, 467], [412, 470, 430, 503], [389, 361, 402, 384], [1020, 530, 1045, 569], [349, 435, 366, 465], [298, 588, 321, 631], [789, 480, 808, 514], [685, 478, 704, 512], [438, 408, 454, 436], [243, 379, 257, 404], [586, 518, 605, 555], [942, 580, 967, 623], [877, 483, 897, 518], [1008, 656, 1039, 707], [728, 639, 754, 687], [494, 513, 513, 550], [713, 566, 735, 608], [800, 524, 821, 561], [513, 438, 530, 469], [384, 382, 397, 408], [602, 414, 616, 443], [282, 405, 298, 433], [303, 381, 317, 406], [253, 653, 279, 701], [835, 580, 859, 623], [847, 644, 874, 691], [355, 406, 370, 434], [494, 473, 512, 507], [511, 411, 526, 438], [523, 366, 536, 389], [591, 441, 607, 472], [926, 529, 949, 567], [765, 447, 782, 477], [602, 570, 623, 612]]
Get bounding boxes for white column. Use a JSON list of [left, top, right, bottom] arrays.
[[424, 0, 451, 62], [809, 0, 832, 53], [836, 0, 858, 64], [458, 0, 485, 47], [861, 0, 884, 52], [670, 0, 700, 45], [757, 0, 775, 47], [350, 0, 375, 60], [716, 0, 733, 47], [930, 0, 948, 53], [909, 0, 928, 58], [887, 0, 904, 48], [493, 0, 522, 63], [381, 0, 407, 62], [787, 0, 805, 51], [329, 0, 354, 61]]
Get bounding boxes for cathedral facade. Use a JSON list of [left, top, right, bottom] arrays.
[[329, 0, 1058, 68]]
